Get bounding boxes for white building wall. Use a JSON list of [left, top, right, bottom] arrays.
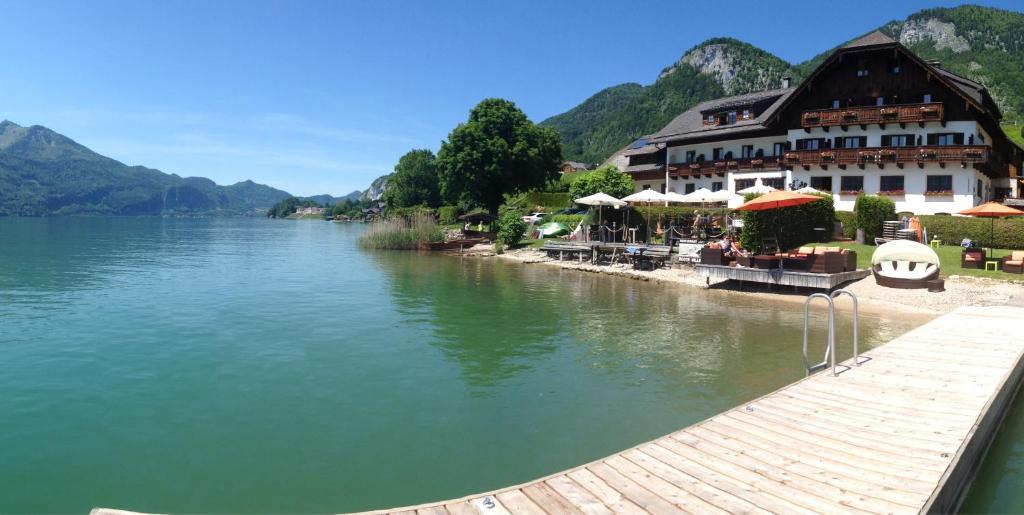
[[786, 121, 984, 148], [666, 136, 787, 165]]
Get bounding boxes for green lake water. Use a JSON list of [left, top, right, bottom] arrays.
[[0, 217, 1017, 513]]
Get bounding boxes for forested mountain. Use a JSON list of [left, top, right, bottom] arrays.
[[542, 5, 1024, 163], [0, 120, 353, 216]]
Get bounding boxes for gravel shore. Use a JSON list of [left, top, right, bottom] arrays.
[[469, 245, 1024, 316]]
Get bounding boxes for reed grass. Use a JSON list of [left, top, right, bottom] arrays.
[[357, 213, 444, 250]]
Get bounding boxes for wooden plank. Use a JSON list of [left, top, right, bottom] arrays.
[[415, 507, 449, 515], [617, 449, 762, 514], [603, 453, 730, 514], [520, 482, 582, 514], [544, 476, 614, 515], [586, 462, 684, 513], [442, 502, 478, 515], [565, 468, 646, 514], [494, 490, 546, 515]]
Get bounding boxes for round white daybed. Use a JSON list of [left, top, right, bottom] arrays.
[[870, 240, 941, 289]]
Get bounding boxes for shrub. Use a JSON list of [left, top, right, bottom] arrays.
[[854, 194, 896, 242], [835, 211, 856, 239], [496, 209, 528, 247], [437, 205, 460, 225], [918, 215, 1024, 249], [739, 193, 834, 251], [357, 212, 443, 250], [386, 205, 436, 220]]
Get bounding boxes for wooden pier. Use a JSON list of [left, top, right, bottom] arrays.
[[696, 264, 871, 290], [92, 306, 1024, 515]]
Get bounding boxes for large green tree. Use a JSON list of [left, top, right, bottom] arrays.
[[567, 165, 634, 200], [382, 149, 440, 208], [436, 98, 562, 213]]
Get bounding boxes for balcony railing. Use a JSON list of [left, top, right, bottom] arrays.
[[667, 156, 781, 178], [785, 145, 988, 168], [800, 102, 944, 128]]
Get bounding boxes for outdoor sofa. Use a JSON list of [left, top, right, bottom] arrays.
[[961, 248, 985, 269], [871, 240, 941, 289], [1002, 251, 1024, 273]]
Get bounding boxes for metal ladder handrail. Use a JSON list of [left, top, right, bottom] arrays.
[[803, 290, 862, 377], [802, 293, 834, 376]]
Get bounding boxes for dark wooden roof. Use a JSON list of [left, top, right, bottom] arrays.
[[842, 30, 897, 49], [644, 88, 794, 144]]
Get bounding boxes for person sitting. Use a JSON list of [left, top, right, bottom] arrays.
[[719, 236, 733, 256]]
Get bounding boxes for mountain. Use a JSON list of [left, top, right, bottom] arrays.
[[542, 5, 1024, 163], [360, 174, 390, 203], [0, 120, 294, 216]]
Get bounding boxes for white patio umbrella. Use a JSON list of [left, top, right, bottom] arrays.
[[795, 186, 821, 194], [708, 189, 742, 203], [663, 191, 691, 203], [574, 192, 626, 242], [738, 178, 777, 195], [622, 190, 668, 243], [679, 187, 717, 203]]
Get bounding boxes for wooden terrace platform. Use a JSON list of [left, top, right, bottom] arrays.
[[696, 264, 871, 290], [92, 306, 1024, 515]]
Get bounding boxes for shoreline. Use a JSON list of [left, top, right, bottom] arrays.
[[464, 245, 1023, 317]]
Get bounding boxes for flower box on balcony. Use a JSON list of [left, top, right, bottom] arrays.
[[924, 190, 954, 197], [714, 161, 727, 169], [879, 190, 905, 196], [803, 112, 820, 121], [688, 163, 701, 170], [920, 105, 940, 116], [880, 107, 899, 117], [820, 151, 836, 163], [919, 149, 938, 159], [784, 152, 800, 161], [750, 158, 764, 168], [839, 190, 863, 196], [962, 149, 984, 160], [726, 160, 739, 168], [841, 111, 858, 120], [858, 151, 877, 162]]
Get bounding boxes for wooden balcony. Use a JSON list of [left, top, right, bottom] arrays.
[[667, 156, 781, 178], [785, 145, 989, 170], [800, 102, 945, 130]]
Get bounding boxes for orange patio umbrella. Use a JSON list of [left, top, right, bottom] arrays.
[[958, 202, 1024, 258], [737, 190, 823, 258]]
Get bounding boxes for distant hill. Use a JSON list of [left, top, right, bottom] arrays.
[[0, 120, 364, 216], [542, 5, 1024, 163]]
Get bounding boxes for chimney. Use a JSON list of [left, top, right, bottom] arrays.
[[781, 76, 791, 88], [926, 59, 942, 69]]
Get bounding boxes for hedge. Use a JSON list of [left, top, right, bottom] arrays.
[[835, 211, 856, 239], [523, 191, 572, 210], [740, 193, 835, 251], [437, 205, 460, 225], [854, 194, 896, 242], [919, 215, 1024, 249]]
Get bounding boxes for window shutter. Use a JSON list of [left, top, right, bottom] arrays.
[[834, 137, 844, 149], [881, 135, 891, 146], [926, 134, 937, 145], [858, 136, 867, 147], [954, 133, 964, 145]]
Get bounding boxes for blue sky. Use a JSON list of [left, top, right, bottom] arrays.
[[0, 0, 1020, 196]]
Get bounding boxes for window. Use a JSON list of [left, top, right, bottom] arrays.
[[875, 97, 885, 106], [763, 177, 785, 190], [712, 147, 723, 160], [831, 99, 841, 109], [926, 175, 953, 192], [772, 142, 785, 156], [734, 179, 755, 190], [711, 182, 723, 192], [977, 179, 983, 197], [856, 60, 869, 77], [888, 59, 901, 74], [685, 183, 696, 194], [727, 111, 737, 124], [706, 114, 715, 124], [880, 175, 905, 192], [796, 138, 824, 150], [742, 109, 751, 120], [928, 133, 964, 146], [834, 136, 867, 149], [643, 184, 651, 190], [660, 183, 666, 194], [923, 94, 932, 103], [882, 134, 914, 147], [685, 150, 696, 163], [810, 176, 833, 192], [840, 176, 864, 193], [741, 145, 754, 158]]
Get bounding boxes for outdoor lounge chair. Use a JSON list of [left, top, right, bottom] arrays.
[[961, 248, 985, 269], [1002, 251, 1024, 273], [871, 240, 940, 289]]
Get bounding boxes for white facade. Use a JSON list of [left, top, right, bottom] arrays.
[[653, 120, 997, 214]]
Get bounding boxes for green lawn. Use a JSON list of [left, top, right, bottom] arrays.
[[810, 242, 1023, 281]]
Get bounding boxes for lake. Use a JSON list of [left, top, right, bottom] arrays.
[[0, 217, 1016, 513]]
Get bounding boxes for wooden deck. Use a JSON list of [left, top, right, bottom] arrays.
[[355, 306, 1024, 514], [91, 306, 1024, 515], [696, 264, 871, 290]]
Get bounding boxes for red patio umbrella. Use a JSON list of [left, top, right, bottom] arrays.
[[958, 202, 1024, 258], [737, 190, 823, 259]]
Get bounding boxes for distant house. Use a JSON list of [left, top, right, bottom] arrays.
[[295, 206, 325, 215], [560, 161, 594, 174]]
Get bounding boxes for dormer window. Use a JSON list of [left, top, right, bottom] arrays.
[[706, 114, 714, 124], [923, 93, 933, 103], [831, 99, 841, 109], [742, 109, 751, 120], [727, 111, 737, 124]]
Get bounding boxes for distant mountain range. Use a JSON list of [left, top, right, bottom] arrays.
[[0, 120, 363, 216], [540, 5, 1024, 163]]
